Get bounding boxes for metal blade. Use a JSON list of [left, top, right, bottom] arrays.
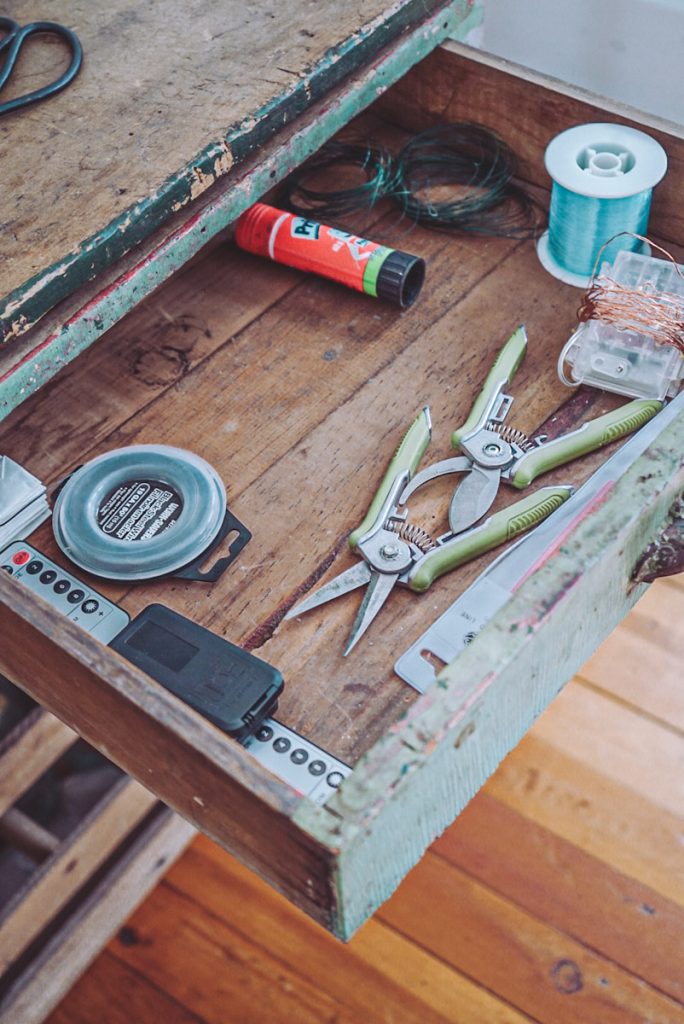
[[394, 575, 512, 692], [285, 561, 371, 618], [399, 456, 472, 505], [396, 389, 684, 693], [448, 466, 500, 533], [343, 571, 399, 656]]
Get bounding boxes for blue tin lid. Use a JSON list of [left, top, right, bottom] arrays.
[[52, 445, 226, 580]]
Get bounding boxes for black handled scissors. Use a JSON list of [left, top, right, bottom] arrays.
[[0, 16, 82, 117]]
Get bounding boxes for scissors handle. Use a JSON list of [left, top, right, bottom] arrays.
[[451, 325, 527, 447], [509, 398, 663, 488], [406, 485, 573, 592], [0, 17, 83, 116], [349, 407, 432, 549]]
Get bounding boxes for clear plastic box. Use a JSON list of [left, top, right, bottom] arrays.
[[559, 249, 684, 399]]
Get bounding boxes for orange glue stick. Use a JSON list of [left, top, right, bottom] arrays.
[[235, 203, 425, 307]]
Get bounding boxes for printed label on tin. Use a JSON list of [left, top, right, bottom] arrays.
[[97, 479, 183, 542]]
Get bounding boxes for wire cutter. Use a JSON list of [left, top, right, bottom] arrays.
[[400, 326, 664, 534], [285, 402, 574, 655]]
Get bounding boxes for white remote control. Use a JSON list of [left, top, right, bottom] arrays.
[[1, 544, 350, 802], [0, 541, 130, 643], [244, 719, 352, 805]]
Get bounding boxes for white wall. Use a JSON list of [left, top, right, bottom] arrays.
[[480, 0, 684, 124]]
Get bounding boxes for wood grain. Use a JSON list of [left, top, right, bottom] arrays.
[[488, 734, 684, 907], [0, 39, 682, 945], [380, 852, 684, 1024], [0, 0, 463, 341], [0, 778, 157, 972], [377, 41, 684, 244], [0, 572, 345, 930], [0, 808, 194, 1024], [579, 581, 684, 728], [0, 709, 77, 817], [1, 183, 682, 936], [531, 681, 684, 816], [118, 837, 535, 1024], [434, 792, 684, 1002], [47, 953, 204, 1024], [41, 577, 684, 1023]]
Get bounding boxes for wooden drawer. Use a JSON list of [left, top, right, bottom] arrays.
[[0, 39, 683, 945]]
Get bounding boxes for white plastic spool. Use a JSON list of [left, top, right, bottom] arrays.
[[537, 122, 668, 287]]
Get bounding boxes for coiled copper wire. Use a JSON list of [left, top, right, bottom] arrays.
[[578, 234, 684, 355]]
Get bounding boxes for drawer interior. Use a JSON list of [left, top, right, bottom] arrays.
[[0, 126, 668, 762], [1, 43, 682, 938]]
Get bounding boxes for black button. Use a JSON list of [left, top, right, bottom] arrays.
[[327, 771, 344, 788], [290, 748, 308, 765], [53, 579, 70, 594], [256, 725, 273, 742], [308, 760, 326, 776], [1, 565, 13, 574], [26, 560, 43, 574], [273, 737, 291, 754], [39, 569, 57, 584], [67, 589, 85, 604], [81, 599, 99, 614]]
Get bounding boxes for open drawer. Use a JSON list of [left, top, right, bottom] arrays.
[[0, 42, 683, 942]]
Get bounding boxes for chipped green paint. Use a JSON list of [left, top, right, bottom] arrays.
[[0, 0, 471, 348], [446, 0, 483, 42], [0, 2, 472, 419], [295, 409, 684, 939]]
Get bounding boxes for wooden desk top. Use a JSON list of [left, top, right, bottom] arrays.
[[0, 0, 456, 342]]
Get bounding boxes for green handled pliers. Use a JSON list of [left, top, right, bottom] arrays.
[[286, 405, 574, 655], [401, 326, 664, 534]]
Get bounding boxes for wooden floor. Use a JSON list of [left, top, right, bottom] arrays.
[[45, 573, 684, 1024]]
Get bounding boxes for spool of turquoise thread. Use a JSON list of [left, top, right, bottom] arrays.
[[537, 123, 667, 288]]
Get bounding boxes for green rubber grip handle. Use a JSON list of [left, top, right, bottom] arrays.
[[510, 399, 663, 489], [452, 325, 527, 447], [407, 485, 573, 592], [349, 407, 432, 549]]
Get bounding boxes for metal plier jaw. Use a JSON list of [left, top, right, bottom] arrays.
[[285, 399, 575, 655], [402, 325, 664, 535]]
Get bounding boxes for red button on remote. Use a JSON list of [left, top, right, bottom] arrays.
[[11, 550, 30, 566]]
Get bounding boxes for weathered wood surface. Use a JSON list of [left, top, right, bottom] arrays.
[[0, 2, 475, 417], [0, 709, 77, 817], [378, 41, 684, 245], [0, 0, 468, 344], [0, 575, 341, 929], [0, 223, 637, 758], [0, 777, 157, 972], [297, 394, 682, 934], [633, 493, 684, 581], [1, 206, 681, 940], [1, 181, 683, 935], [0, 807, 194, 1024], [46, 577, 684, 1024]]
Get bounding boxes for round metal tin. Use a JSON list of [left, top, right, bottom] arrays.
[[52, 445, 227, 580]]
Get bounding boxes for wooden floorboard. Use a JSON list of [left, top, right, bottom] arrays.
[[45, 577, 684, 1023]]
